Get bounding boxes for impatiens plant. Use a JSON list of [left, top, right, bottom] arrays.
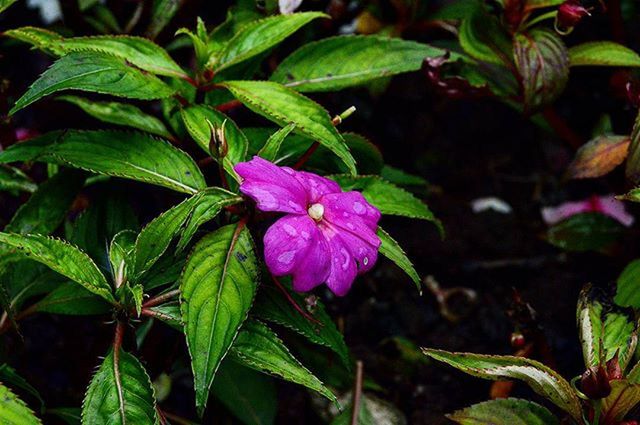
[[424, 286, 640, 425], [0, 0, 442, 422]]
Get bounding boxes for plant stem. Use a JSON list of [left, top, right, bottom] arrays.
[[350, 360, 364, 425], [293, 142, 319, 170], [271, 275, 321, 325], [592, 399, 602, 425], [142, 289, 180, 309], [541, 107, 583, 150], [215, 100, 242, 112]]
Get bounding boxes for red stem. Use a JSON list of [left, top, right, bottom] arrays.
[[293, 142, 320, 170], [142, 289, 180, 309], [271, 275, 321, 325], [215, 100, 242, 112], [541, 107, 583, 150], [350, 360, 364, 425]]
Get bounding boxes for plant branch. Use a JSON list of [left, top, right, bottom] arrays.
[[541, 107, 583, 150], [142, 289, 180, 309], [271, 275, 321, 325], [350, 360, 364, 425]]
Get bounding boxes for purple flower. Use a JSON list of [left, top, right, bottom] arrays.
[[235, 156, 381, 296]]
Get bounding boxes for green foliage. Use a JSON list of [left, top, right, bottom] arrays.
[[271, 35, 451, 92], [0, 382, 42, 425], [82, 348, 158, 424], [221, 80, 357, 174], [10, 53, 175, 115], [422, 348, 582, 421], [569, 42, 640, 67], [229, 319, 337, 404], [0, 166, 37, 195], [447, 399, 558, 425], [615, 259, 640, 308], [377, 227, 421, 292], [547, 213, 624, 251], [180, 223, 259, 416], [0, 130, 205, 194]]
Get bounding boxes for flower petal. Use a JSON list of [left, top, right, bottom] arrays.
[[263, 215, 330, 291], [293, 171, 341, 202], [235, 156, 308, 214], [334, 227, 379, 274], [321, 228, 358, 296], [321, 191, 381, 246]]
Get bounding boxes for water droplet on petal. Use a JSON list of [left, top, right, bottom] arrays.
[[353, 202, 365, 214], [363, 257, 369, 266], [278, 251, 296, 264], [283, 224, 297, 237]]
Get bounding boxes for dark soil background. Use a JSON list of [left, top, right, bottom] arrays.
[[2, 0, 640, 424]]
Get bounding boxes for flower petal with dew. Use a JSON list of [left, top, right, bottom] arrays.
[[235, 156, 382, 296], [541, 194, 634, 227]]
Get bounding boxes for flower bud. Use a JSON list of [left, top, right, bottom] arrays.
[[207, 119, 228, 159], [510, 332, 526, 349], [556, 0, 590, 32], [580, 366, 611, 399], [606, 354, 623, 381]]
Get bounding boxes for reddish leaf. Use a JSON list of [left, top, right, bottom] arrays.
[[567, 135, 629, 179]]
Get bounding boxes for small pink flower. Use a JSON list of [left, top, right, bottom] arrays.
[[542, 194, 634, 227], [557, 0, 590, 29], [235, 156, 381, 296]]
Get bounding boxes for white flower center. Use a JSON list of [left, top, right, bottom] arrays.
[[307, 203, 324, 221]]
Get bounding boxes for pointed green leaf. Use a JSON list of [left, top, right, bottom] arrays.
[[0, 364, 44, 414], [422, 348, 582, 420], [625, 109, 640, 183], [5, 28, 187, 78], [0, 233, 114, 303], [180, 105, 249, 181], [253, 284, 350, 367], [377, 227, 421, 292], [0, 130, 205, 194], [180, 223, 259, 416], [447, 398, 559, 425], [230, 319, 337, 404], [10, 52, 175, 115], [271, 35, 451, 92], [212, 360, 277, 425], [32, 282, 111, 315], [330, 175, 441, 230], [547, 212, 624, 252], [133, 188, 241, 276], [5, 169, 85, 235], [569, 42, 640, 67], [212, 12, 328, 72], [601, 380, 640, 424], [615, 259, 640, 308], [146, 0, 182, 39], [0, 0, 18, 14], [0, 165, 37, 195], [221, 80, 356, 175], [82, 348, 158, 425], [0, 382, 42, 425], [257, 123, 296, 161], [57, 96, 172, 138], [459, 5, 512, 66]]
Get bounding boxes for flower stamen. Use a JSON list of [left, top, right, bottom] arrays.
[[307, 203, 324, 221]]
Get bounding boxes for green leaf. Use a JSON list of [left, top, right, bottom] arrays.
[[0, 382, 42, 425], [57, 96, 172, 138], [601, 380, 640, 424], [180, 105, 249, 181], [212, 360, 277, 425], [148, 303, 182, 330], [0, 166, 37, 195], [513, 29, 569, 112], [569, 42, 640, 67], [525, 0, 563, 9], [146, 0, 181, 39], [5, 169, 85, 235], [221, 80, 357, 175], [0, 0, 18, 14], [422, 348, 582, 421], [10, 52, 175, 115], [82, 348, 158, 425], [229, 319, 337, 404], [6, 28, 187, 78], [3, 27, 65, 56], [330, 175, 442, 231], [32, 282, 111, 315], [377, 227, 421, 292], [0, 130, 205, 194], [615, 259, 640, 308], [0, 364, 44, 414], [566, 135, 629, 179], [180, 223, 259, 416], [253, 283, 350, 367], [0, 233, 114, 303], [133, 188, 241, 277], [211, 12, 327, 72], [271, 35, 451, 92], [330, 396, 375, 425], [257, 123, 296, 161], [447, 398, 559, 425], [109, 230, 136, 286], [546, 212, 624, 252], [46, 408, 81, 425], [626, 109, 640, 184], [577, 288, 603, 368], [459, 5, 512, 66]]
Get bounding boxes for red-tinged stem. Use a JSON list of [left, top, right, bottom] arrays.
[[142, 289, 180, 309], [160, 410, 197, 425], [215, 100, 242, 112], [541, 107, 583, 150], [293, 142, 320, 170], [271, 275, 322, 325], [0, 303, 37, 335], [140, 308, 173, 322], [112, 320, 126, 424], [350, 360, 364, 425]]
